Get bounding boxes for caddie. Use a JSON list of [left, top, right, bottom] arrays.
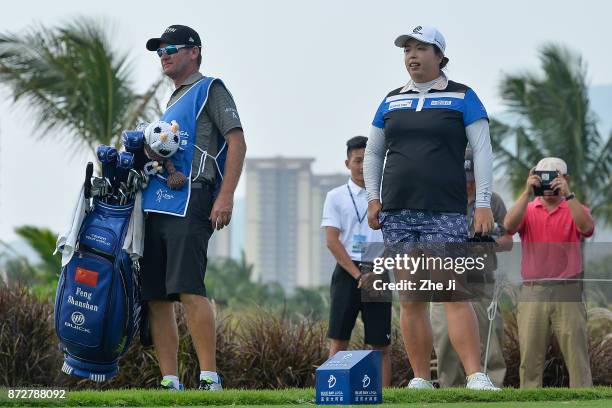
[[141, 24, 246, 391]]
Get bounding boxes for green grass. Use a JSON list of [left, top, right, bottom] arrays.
[[0, 387, 611, 407]]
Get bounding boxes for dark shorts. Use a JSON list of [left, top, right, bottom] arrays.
[[328, 262, 392, 346], [379, 209, 472, 302], [141, 184, 214, 302]]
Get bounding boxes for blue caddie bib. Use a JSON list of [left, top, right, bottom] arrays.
[[142, 76, 221, 217]]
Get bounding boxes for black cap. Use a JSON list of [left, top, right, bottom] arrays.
[[146, 25, 201, 51]]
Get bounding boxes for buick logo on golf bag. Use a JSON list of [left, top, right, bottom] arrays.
[[71, 312, 85, 326]]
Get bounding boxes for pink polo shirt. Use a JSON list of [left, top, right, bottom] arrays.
[[507, 197, 594, 280]]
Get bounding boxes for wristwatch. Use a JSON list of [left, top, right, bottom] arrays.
[[564, 192, 576, 201]]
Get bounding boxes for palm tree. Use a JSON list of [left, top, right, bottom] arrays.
[[0, 19, 167, 288], [0, 226, 56, 287], [0, 18, 166, 154], [490, 44, 612, 225]]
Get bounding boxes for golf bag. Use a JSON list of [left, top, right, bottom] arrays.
[[54, 199, 141, 382]]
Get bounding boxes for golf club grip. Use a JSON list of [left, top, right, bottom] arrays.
[[84, 162, 93, 199]]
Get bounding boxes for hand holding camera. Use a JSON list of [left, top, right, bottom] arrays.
[[525, 167, 542, 198], [549, 172, 570, 196], [526, 167, 570, 197]]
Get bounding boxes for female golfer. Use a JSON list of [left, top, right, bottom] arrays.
[[363, 25, 499, 390]]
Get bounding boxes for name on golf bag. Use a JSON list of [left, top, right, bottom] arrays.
[[315, 350, 382, 405]]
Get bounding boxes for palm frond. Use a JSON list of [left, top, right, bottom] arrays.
[[0, 18, 163, 156], [14, 226, 60, 283], [122, 75, 169, 136], [491, 43, 612, 225]]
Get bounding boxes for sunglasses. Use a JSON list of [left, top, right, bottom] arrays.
[[156, 44, 198, 57]]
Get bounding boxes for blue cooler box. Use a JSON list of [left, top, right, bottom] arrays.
[[315, 350, 382, 405]]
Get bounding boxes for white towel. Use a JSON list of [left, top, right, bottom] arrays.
[[55, 186, 88, 267], [123, 191, 145, 261]]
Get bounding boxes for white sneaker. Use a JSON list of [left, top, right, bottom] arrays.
[[160, 378, 184, 391], [407, 377, 435, 389], [199, 376, 223, 391], [466, 372, 501, 391]]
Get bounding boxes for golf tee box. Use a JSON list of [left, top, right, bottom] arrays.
[[315, 350, 382, 405]]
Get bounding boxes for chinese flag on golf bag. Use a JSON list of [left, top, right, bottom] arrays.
[[54, 199, 142, 382]]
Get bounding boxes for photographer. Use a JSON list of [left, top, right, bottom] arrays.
[[504, 157, 594, 388], [431, 148, 512, 388]]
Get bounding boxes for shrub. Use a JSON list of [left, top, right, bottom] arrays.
[[225, 309, 328, 389], [2, 284, 611, 389], [0, 284, 60, 387]]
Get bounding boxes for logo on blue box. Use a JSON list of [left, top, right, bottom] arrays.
[[315, 350, 382, 405]]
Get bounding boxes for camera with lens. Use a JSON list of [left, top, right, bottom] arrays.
[[534, 170, 559, 196]]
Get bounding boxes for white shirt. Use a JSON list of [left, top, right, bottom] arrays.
[[321, 178, 384, 261]]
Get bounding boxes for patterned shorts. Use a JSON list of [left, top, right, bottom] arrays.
[[379, 209, 471, 301], [379, 209, 467, 245]]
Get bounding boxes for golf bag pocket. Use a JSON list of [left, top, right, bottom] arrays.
[[56, 252, 116, 348], [79, 226, 118, 258]]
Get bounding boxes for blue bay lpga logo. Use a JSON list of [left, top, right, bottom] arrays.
[[362, 374, 370, 388], [328, 374, 336, 388], [155, 188, 175, 203]]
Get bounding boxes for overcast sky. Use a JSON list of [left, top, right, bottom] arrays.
[[1, 0, 611, 242]]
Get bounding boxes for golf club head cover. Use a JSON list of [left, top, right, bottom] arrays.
[[96, 145, 118, 185], [116, 152, 135, 187], [143, 161, 163, 176], [143, 143, 186, 190], [122, 131, 147, 170]]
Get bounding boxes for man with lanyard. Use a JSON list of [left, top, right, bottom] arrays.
[[431, 148, 513, 388], [141, 25, 246, 391], [321, 136, 392, 387]]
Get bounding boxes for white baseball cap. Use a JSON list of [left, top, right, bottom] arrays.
[[535, 157, 568, 175], [394, 25, 446, 54]]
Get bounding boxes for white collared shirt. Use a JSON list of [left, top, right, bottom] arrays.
[[321, 178, 384, 261], [399, 72, 449, 94]]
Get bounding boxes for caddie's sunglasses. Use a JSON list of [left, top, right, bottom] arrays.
[[156, 44, 198, 57]]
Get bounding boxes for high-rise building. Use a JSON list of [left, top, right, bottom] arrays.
[[311, 173, 349, 287], [245, 157, 315, 293]]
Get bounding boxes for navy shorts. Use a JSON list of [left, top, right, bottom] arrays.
[[141, 184, 214, 302]]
